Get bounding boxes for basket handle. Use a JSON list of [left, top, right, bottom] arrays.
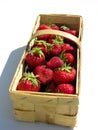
[[31, 29, 80, 48]]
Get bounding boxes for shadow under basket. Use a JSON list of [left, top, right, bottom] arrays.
[[9, 14, 83, 127]]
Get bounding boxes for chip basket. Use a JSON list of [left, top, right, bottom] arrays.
[[9, 14, 83, 127]]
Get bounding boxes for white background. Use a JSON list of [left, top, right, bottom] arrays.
[[0, 0, 98, 130]]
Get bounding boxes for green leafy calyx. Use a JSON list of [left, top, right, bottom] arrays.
[[22, 72, 39, 86], [30, 47, 44, 57], [59, 51, 68, 62], [34, 39, 47, 47], [58, 63, 72, 72], [60, 25, 69, 30], [53, 35, 64, 45]]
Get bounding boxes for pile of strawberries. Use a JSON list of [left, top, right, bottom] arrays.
[[17, 24, 78, 94]]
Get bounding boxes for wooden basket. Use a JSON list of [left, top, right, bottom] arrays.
[[9, 14, 83, 127]]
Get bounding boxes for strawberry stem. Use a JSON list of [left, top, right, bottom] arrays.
[[53, 35, 64, 45], [60, 25, 69, 30], [58, 63, 72, 72], [22, 72, 39, 86], [34, 39, 47, 47], [30, 47, 44, 57], [59, 51, 68, 62]]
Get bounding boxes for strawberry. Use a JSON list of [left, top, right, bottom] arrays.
[[48, 35, 64, 45], [37, 24, 50, 30], [46, 81, 57, 92], [64, 29, 77, 36], [47, 38, 54, 44], [48, 24, 59, 39], [55, 84, 75, 94], [60, 25, 78, 43], [51, 44, 62, 56], [37, 24, 50, 40], [61, 43, 75, 53], [64, 53, 74, 64], [17, 72, 40, 91], [46, 56, 64, 69], [60, 25, 77, 36], [25, 47, 45, 68], [34, 65, 53, 85], [32, 40, 48, 54], [46, 37, 62, 56], [53, 63, 76, 84], [60, 51, 75, 64], [49, 24, 59, 30]]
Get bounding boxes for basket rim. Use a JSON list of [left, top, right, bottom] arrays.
[[9, 88, 79, 98]]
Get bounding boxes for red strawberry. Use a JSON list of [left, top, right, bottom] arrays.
[[46, 56, 64, 69], [61, 43, 75, 53], [60, 51, 75, 64], [46, 81, 57, 92], [55, 84, 75, 94], [64, 53, 74, 64], [60, 25, 78, 43], [32, 40, 48, 54], [60, 25, 77, 36], [65, 29, 77, 36], [53, 63, 76, 84], [48, 35, 64, 45], [34, 65, 53, 85], [17, 72, 40, 91], [48, 24, 59, 39], [49, 24, 59, 30], [47, 38, 54, 44], [25, 47, 45, 68], [51, 44, 62, 56], [37, 24, 50, 40], [37, 24, 50, 30]]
